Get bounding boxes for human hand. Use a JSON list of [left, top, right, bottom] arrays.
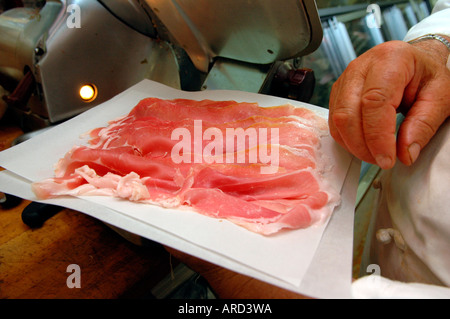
[[328, 40, 450, 169]]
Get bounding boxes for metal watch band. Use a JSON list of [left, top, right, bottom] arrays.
[[407, 34, 450, 51]]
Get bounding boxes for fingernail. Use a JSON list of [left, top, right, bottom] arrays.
[[408, 142, 421, 164], [375, 154, 392, 169]]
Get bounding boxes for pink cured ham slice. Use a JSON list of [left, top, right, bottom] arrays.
[[128, 98, 328, 129], [31, 97, 340, 235], [88, 116, 322, 157]]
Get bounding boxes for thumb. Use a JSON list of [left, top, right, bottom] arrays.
[[397, 76, 450, 166]]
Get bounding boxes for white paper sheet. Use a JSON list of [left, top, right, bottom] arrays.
[[0, 79, 359, 298]]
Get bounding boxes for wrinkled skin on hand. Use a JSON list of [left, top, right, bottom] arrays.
[[329, 40, 450, 169]]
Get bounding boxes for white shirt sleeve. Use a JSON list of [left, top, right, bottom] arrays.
[[352, 275, 450, 299], [403, 0, 450, 41]]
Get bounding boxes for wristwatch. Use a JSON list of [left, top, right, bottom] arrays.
[[407, 34, 450, 51]]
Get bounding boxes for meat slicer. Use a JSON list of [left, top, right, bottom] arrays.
[[0, 0, 322, 129], [0, 0, 323, 225]]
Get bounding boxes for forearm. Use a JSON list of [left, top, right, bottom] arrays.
[[403, 2, 450, 68]]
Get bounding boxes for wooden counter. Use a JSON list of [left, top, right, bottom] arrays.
[[0, 124, 176, 299]]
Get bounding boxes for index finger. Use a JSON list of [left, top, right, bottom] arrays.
[[329, 61, 374, 164], [359, 64, 408, 169]]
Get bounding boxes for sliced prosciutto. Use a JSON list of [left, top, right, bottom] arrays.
[[32, 98, 340, 235]]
